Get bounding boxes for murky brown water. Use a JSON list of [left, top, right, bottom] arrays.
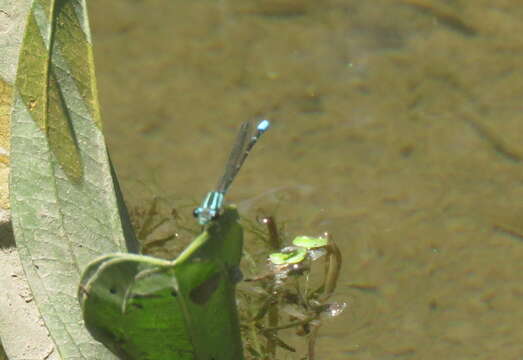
[[89, 1, 523, 358]]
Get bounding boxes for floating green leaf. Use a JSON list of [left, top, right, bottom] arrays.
[[79, 207, 244, 360], [10, 0, 137, 358], [269, 247, 307, 265], [292, 235, 328, 249]]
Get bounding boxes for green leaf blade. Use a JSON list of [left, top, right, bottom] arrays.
[[177, 207, 244, 360], [10, 0, 135, 358], [80, 207, 245, 360], [81, 255, 195, 360]]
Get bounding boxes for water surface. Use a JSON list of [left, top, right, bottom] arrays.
[[89, 1, 523, 358]]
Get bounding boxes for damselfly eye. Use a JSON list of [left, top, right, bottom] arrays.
[[193, 208, 199, 218]]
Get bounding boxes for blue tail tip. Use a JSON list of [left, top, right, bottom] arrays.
[[257, 119, 270, 132]]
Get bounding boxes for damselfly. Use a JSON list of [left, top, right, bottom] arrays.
[[193, 119, 270, 225]]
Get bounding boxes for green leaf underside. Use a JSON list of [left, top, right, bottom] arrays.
[[1, 76, 13, 156], [15, 0, 102, 183], [80, 207, 245, 360], [10, 0, 130, 358]]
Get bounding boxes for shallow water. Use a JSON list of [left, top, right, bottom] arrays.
[[89, 1, 523, 358]]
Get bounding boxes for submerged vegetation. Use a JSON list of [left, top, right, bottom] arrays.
[[131, 200, 345, 360]]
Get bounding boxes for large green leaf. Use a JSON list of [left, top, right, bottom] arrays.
[[0, 77, 11, 213], [79, 207, 245, 360], [9, 0, 137, 358], [0, 339, 6, 360]]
